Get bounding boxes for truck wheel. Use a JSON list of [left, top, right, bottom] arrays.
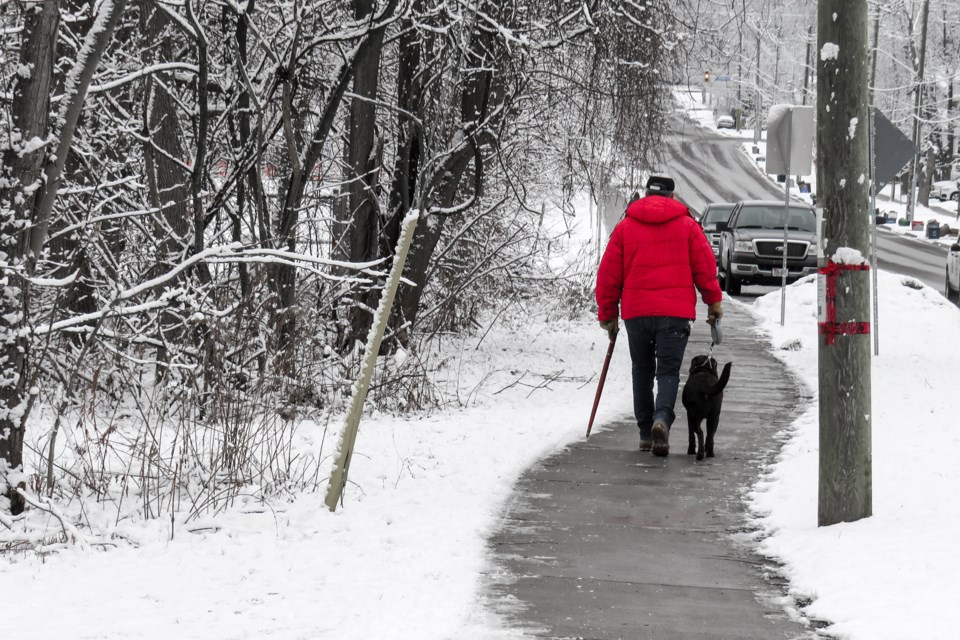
[[725, 272, 742, 296]]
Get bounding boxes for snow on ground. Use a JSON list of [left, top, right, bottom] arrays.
[[742, 271, 960, 640], [7, 266, 957, 640], [3, 313, 635, 640]]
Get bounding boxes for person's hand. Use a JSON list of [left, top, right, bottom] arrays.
[[599, 319, 618, 340], [707, 302, 723, 326]]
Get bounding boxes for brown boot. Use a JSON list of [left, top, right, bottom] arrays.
[[651, 420, 670, 457]]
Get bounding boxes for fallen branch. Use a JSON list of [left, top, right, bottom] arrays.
[[15, 488, 89, 550]]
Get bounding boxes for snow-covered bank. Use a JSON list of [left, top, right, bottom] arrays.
[[1, 310, 640, 640], [744, 271, 960, 640]]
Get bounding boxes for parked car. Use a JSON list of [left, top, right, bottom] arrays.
[[946, 241, 960, 304], [931, 180, 959, 202], [717, 200, 819, 295], [698, 203, 736, 266], [716, 115, 735, 129]]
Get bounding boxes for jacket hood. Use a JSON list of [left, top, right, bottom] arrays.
[[626, 195, 690, 224]]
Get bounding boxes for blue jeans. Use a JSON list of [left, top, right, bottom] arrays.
[[624, 316, 691, 439]]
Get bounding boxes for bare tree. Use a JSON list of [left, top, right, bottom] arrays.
[[0, 0, 691, 523], [1, 0, 127, 514]]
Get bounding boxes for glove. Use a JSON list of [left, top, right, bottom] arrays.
[[707, 301, 723, 326], [599, 319, 618, 340]]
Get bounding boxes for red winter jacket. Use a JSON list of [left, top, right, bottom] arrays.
[[596, 195, 722, 322]]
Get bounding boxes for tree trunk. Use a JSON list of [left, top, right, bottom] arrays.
[[949, 78, 957, 176], [0, 0, 60, 515], [918, 145, 935, 205], [185, 0, 212, 287], [906, 0, 930, 221], [343, 0, 388, 347], [382, 7, 424, 346], [384, 8, 423, 255], [140, 1, 193, 372], [271, 0, 400, 348], [394, 5, 507, 333], [229, 0, 256, 299], [1, 0, 126, 512]]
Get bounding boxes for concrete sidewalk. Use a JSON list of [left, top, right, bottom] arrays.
[[484, 302, 819, 639]]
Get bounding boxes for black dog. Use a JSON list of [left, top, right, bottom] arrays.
[[681, 355, 732, 461]]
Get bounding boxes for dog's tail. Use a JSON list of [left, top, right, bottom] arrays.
[[708, 362, 732, 396]]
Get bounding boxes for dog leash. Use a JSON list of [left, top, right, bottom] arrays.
[[709, 318, 722, 356]]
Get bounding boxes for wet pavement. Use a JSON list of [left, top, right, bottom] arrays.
[[485, 302, 820, 639]]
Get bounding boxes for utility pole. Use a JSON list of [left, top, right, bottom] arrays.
[[869, 12, 880, 91], [816, 0, 872, 526], [773, 26, 781, 104], [802, 25, 813, 106], [868, 7, 883, 357], [736, 0, 746, 130], [754, 33, 762, 144], [907, 0, 930, 222]]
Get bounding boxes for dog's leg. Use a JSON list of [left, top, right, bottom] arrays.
[[705, 409, 720, 458], [689, 416, 705, 460], [687, 413, 698, 455], [696, 421, 705, 460]]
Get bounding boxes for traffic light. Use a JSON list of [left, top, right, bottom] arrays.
[[704, 70, 710, 83]]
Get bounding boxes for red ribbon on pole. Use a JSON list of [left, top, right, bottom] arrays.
[[818, 260, 871, 345]]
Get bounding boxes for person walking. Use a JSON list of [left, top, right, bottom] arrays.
[[595, 175, 723, 456]]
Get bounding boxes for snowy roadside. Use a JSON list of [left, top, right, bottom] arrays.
[[742, 271, 960, 640]]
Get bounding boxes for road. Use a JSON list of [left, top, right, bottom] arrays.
[[657, 115, 948, 293], [659, 118, 784, 208], [872, 231, 947, 291]]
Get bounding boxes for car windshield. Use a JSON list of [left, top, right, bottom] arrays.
[[735, 205, 816, 231], [702, 205, 734, 227]]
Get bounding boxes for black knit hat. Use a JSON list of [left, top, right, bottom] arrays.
[[645, 174, 675, 196]]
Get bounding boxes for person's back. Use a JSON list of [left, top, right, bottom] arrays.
[[598, 193, 718, 322], [595, 175, 722, 456]]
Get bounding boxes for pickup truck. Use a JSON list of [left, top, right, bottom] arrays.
[[947, 241, 960, 304], [717, 200, 818, 295]]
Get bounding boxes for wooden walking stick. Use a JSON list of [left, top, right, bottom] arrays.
[[586, 331, 618, 438]]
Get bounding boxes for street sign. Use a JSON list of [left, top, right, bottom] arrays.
[[766, 104, 814, 176], [872, 108, 915, 188], [716, 76, 731, 82]]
